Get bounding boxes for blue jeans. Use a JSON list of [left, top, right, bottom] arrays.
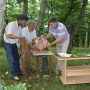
[[40, 48, 48, 70], [40, 56, 48, 70], [4, 42, 21, 78]]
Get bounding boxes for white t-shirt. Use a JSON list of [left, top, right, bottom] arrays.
[[21, 26, 37, 43], [4, 21, 21, 44]]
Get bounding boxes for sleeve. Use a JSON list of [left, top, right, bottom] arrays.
[[5, 23, 13, 35], [49, 30, 51, 34], [33, 30, 37, 39], [58, 24, 67, 37], [21, 28, 25, 37]]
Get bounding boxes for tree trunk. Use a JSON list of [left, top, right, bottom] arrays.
[[23, 0, 28, 16], [36, 0, 47, 36], [0, 0, 6, 45], [85, 23, 89, 48], [68, 0, 88, 53], [61, 0, 74, 23]]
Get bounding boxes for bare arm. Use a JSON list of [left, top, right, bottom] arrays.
[[44, 33, 52, 39], [47, 36, 63, 48], [51, 36, 62, 45], [6, 34, 23, 39]]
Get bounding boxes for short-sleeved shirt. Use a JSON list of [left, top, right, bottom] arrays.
[[4, 21, 22, 44], [49, 22, 69, 43], [21, 26, 37, 43]]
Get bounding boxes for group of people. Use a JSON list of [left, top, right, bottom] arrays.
[[4, 14, 70, 80]]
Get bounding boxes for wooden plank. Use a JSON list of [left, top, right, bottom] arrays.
[[63, 76, 90, 84], [67, 65, 90, 71], [35, 56, 39, 75], [48, 55, 52, 75], [32, 50, 54, 56], [66, 70, 90, 76], [55, 55, 90, 61], [60, 76, 66, 84], [66, 65, 90, 76], [61, 60, 67, 83]]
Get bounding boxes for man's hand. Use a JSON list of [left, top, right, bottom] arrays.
[[40, 35, 44, 38], [17, 35, 24, 39], [32, 47, 39, 51], [46, 43, 52, 48]]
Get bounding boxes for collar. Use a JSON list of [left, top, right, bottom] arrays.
[[15, 21, 21, 28], [15, 21, 19, 28]]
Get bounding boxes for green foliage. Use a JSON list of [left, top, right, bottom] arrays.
[[3, 0, 90, 48], [40, 29, 48, 36], [17, 0, 23, 3], [4, 83, 27, 90], [4, 0, 90, 48]]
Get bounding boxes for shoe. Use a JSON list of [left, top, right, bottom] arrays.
[[14, 76, 19, 81], [55, 70, 61, 77], [17, 72, 25, 76], [55, 73, 60, 76]]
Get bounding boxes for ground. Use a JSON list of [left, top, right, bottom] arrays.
[[1, 47, 90, 90]]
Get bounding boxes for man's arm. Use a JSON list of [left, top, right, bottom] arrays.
[[44, 33, 52, 39], [51, 36, 62, 46], [6, 34, 23, 39], [47, 36, 63, 48]]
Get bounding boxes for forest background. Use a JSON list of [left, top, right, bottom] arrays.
[[0, 0, 90, 52]]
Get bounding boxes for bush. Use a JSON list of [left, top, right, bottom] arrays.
[[3, 83, 27, 90]]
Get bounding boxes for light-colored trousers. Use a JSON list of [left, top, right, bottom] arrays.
[[56, 37, 70, 71]]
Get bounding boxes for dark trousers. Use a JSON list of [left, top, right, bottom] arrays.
[[40, 48, 49, 70], [4, 42, 21, 78]]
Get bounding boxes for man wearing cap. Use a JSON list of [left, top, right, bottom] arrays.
[[4, 14, 28, 80]]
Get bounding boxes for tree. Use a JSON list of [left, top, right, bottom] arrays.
[[85, 23, 89, 47], [36, 0, 47, 36], [68, 0, 88, 53], [23, 0, 28, 16], [0, 0, 6, 45]]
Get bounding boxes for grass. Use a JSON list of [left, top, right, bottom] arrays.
[[1, 47, 90, 90]]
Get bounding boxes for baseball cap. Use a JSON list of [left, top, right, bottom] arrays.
[[17, 14, 28, 20]]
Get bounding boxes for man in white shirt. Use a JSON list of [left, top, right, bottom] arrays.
[[21, 20, 37, 43], [21, 20, 48, 71], [4, 14, 28, 80]]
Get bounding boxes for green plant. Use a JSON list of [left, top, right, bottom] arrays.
[[0, 71, 27, 90], [3, 83, 27, 90]]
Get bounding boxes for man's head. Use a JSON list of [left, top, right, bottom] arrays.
[[17, 14, 28, 26], [48, 18, 57, 29], [26, 20, 36, 31]]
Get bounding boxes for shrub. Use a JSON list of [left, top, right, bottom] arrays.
[[3, 83, 27, 90]]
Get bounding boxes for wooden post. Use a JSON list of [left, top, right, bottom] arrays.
[[35, 56, 39, 75]]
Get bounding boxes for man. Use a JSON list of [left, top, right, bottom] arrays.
[[4, 14, 28, 80], [21, 20, 48, 71], [44, 18, 70, 76]]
